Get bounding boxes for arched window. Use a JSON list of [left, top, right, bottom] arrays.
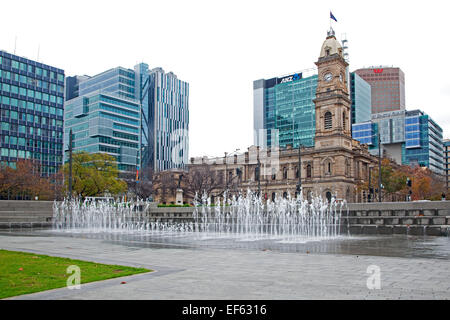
[[283, 167, 288, 180], [295, 166, 299, 179], [342, 111, 346, 129], [324, 111, 332, 129], [306, 164, 312, 178], [271, 192, 276, 202], [283, 191, 288, 199], [271, 168, 276, 180], [326, 191, 332, 203]]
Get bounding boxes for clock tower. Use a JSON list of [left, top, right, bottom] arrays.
[[313, 28, 353, 150]]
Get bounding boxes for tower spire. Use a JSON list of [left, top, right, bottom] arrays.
[[327, 27, 335, 38]]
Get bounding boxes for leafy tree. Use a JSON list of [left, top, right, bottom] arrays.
[[405, 166, 445, 201], [357, 158, 408, 202], [63, 152, 127, 198], [0, 160, 54, 200]]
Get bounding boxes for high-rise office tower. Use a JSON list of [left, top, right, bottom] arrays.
[[65, 63, 189, 175], [355, 67, 405, 114], [444, 139, 450, 191], [0, 51, 65, 177], [352, 109, 444, 174], [349, 72, 371, 124], [253, 70, 318, 149]]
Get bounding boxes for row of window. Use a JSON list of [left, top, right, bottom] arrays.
[[1, 110, 63, 127], [0, 99, 63, 116], [0, 71, 63, 92], [1, 85, 63, 104], [1, 136, 63, 150], [1, 148, 62, 162], [0, 122, 62, 138], [0, 56, 64, 82]]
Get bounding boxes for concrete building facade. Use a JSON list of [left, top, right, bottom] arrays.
[[354, 67, 405, 114]]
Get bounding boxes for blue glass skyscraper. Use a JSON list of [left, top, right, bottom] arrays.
[[65, 63, 189, 175], [350, 72, 371, 125], [0, 51, 65, 177], [254, 71, 317, 149], [352, 109, 444, 174]]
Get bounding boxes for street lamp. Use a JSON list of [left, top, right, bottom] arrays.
[[296, 144, 302, 197], [378, 132, 382, 202], [68, 128, 73, 201], [224, 148, 240, 190]]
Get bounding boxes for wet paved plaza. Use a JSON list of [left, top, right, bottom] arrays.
[[1, 229, 450, 299]]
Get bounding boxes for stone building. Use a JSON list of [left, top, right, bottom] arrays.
[[154, 29, 378, 204]]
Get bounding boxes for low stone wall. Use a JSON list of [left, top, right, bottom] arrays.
[[145, 201, 450, 236], [0, 200, 54, 229], [342, 201, 450, 236]]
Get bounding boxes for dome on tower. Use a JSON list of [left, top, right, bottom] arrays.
[[319, 28, 343, 59]]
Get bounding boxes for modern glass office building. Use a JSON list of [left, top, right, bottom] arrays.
[[403, 110, 443, 174], [253, 71, 317, 149], [350, 72, 371, 124], [64, 92, 140, 174], [351, 108, 444, 174], [147, 68, 189, 172], [351, 121, 378, 147], [0, 51, 65, 177], [444, 139, 450, 190], [65, 63, 189, 174]]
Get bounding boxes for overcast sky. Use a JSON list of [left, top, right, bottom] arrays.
[[2, 0, 449, 158]]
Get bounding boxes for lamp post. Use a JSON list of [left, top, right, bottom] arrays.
[[224, 149, 240, 191], [368, 166, 372, 203], [256, 146, 261, 197], [68, 129, 73, 201], [378, 132, 382, 202], [296, 144, 302, 197]]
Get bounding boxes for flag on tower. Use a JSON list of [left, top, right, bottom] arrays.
[[330, 11, 338, 22]]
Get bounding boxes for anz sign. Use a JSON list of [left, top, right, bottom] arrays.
[[278, 73, 302, 84]]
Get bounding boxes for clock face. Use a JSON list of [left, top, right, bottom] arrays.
[[324, 72, 333, 82]]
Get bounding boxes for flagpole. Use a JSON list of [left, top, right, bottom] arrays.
[[330, 10, 332, 30]]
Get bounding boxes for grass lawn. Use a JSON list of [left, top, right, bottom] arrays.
[[0, 249, 151, 299]]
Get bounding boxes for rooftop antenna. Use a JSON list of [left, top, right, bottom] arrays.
[[341, 33, 350, 92], [14, 36, 17, 55], [341, 33, 349, 63], [37, 44, 40, 62]]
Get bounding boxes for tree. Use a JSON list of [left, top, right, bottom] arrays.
[[357, 158, 408, 202], [406, 166, 445, 201], [123, 166, 153, 199], [184, 164, 226, 201], [0, 160, 54, 200], [63, 152, 127, 198]]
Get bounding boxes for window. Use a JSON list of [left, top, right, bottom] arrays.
[[306, 164, 312, 178], [324, 111, 332, 129], [283, 167, 288, 180], [343, 111, 346, 129]]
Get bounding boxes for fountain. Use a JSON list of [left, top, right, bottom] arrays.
[[53, 190, 347, 243]]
